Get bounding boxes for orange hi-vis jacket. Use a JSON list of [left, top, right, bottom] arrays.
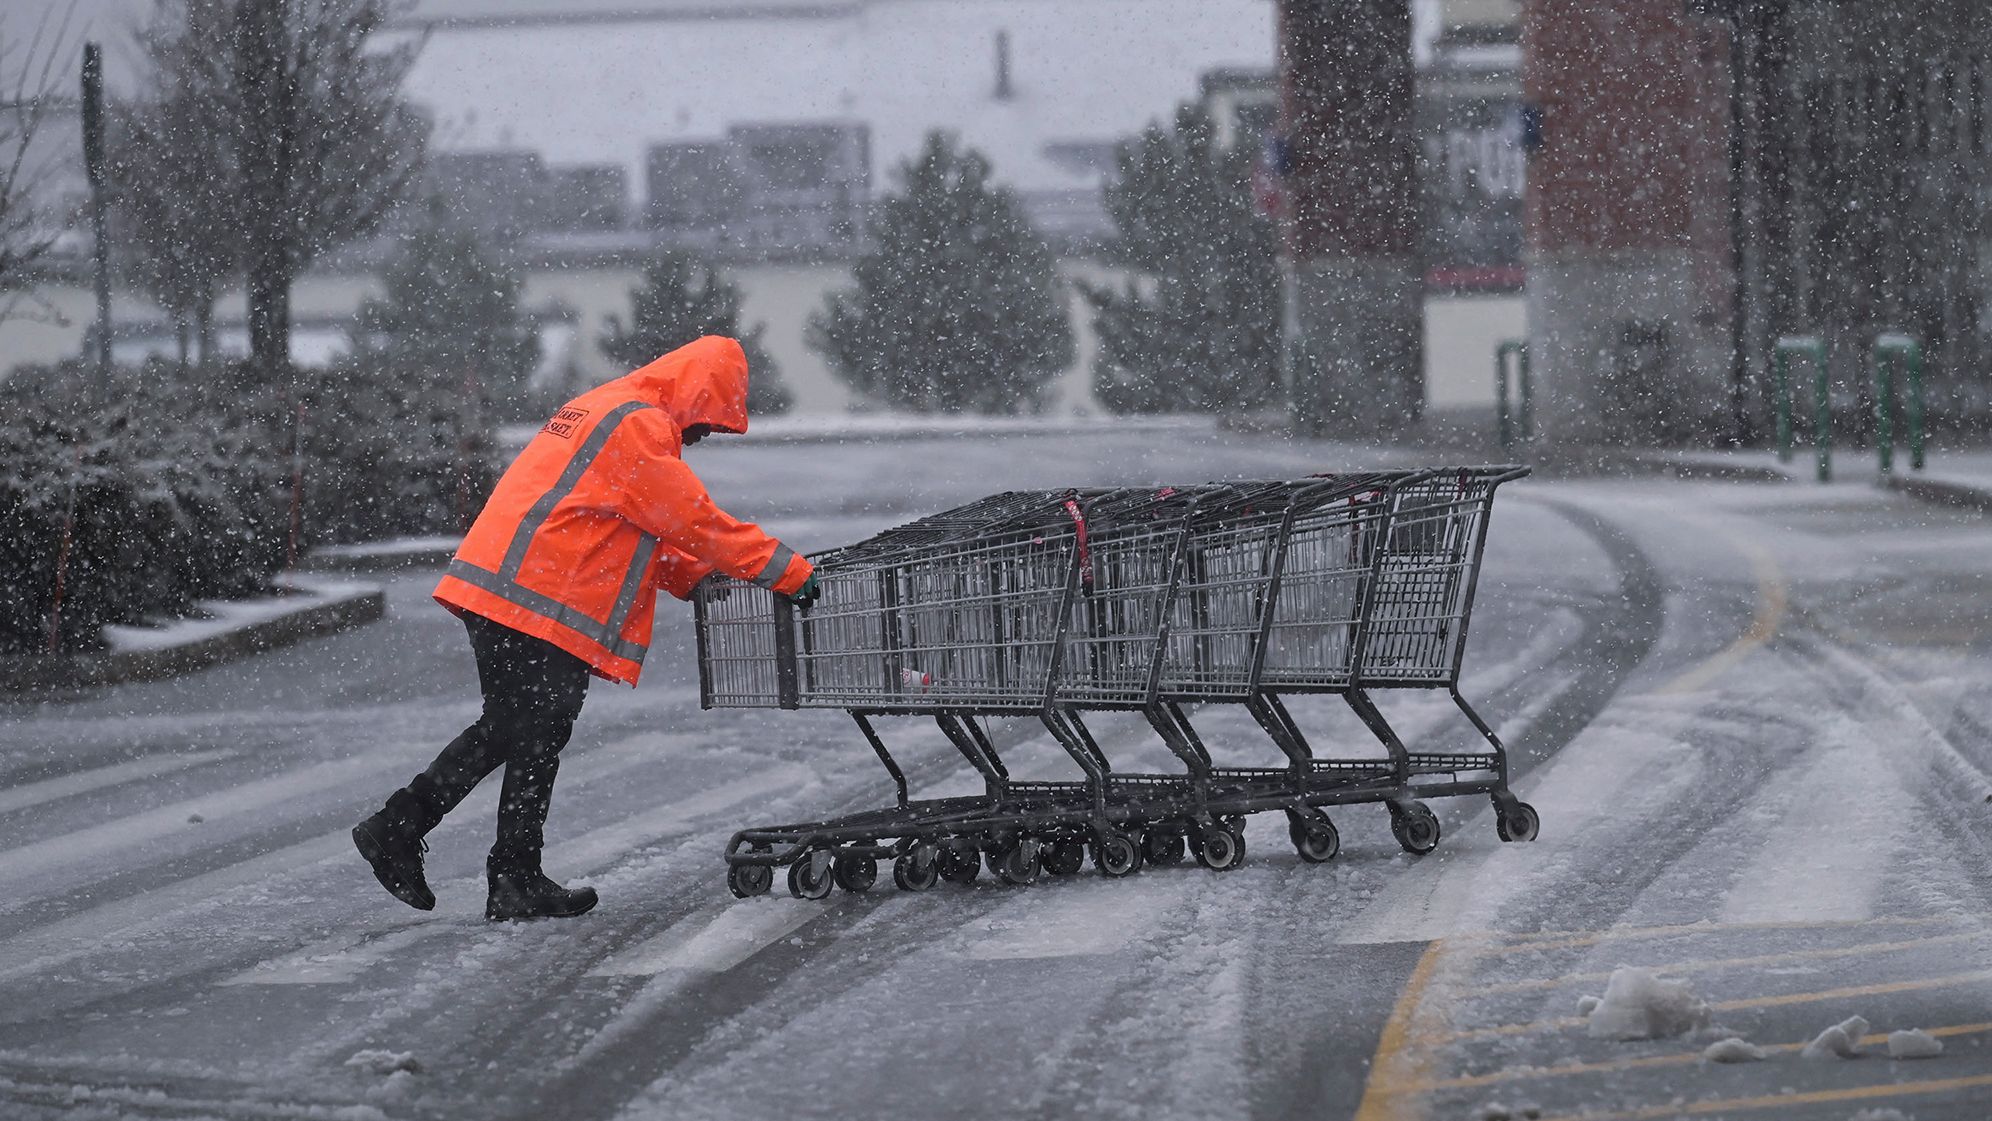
[[434, 336, 813, 685]]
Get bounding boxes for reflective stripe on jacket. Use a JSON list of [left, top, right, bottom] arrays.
[[434, 336, 812, 685]]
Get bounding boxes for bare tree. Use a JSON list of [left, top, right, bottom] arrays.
[[107, 87, 238, 366], [0, 9, 71, 300], [134, 0, 427, 376]]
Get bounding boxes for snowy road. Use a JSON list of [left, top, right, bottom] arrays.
[[7, 427, 1992, 1120]]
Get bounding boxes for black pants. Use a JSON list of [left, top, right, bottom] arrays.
[[408, 613, 591, 864]]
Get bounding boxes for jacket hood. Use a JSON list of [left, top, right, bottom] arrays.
[[620, 335, 751, 435]]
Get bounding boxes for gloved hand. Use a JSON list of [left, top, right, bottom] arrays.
[[790, 571, 821, 608]]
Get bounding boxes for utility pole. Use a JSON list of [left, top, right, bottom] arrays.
[[81, 41, 111, 381]]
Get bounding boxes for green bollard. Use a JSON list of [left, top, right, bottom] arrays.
[[1872, 333, 1926, 475], [1495, 340, 1530, 451], [1774, 335, 1830, 481]]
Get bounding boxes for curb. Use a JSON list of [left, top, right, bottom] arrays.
[[1885, 474, 1992, 513], [305, 542, 459, 571], [0, 581, 385, 697]]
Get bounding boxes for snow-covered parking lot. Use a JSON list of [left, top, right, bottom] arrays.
[[6, 425, 1992, 1121]]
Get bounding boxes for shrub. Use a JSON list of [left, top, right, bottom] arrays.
[[0, 356, 496, 653]]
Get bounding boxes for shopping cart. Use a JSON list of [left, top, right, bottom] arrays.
[[696, 467, 1534, 899]]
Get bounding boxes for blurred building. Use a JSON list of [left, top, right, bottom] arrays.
[[646, 122, 869, 258], [420, 151, 628, 240], [1419, 15, 1524, 291], [1522, 1, 1736, 443], [1523, 0, 1992, 443], [1718, 0, 1992, 436], [1271, 0, 1991, 443], [390, 0, 1274, 258]]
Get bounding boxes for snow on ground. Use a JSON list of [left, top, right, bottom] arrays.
[[5, 430, 1992, 1119], [1584, 966, 1710, 1040], [101, 574, 378, 653]]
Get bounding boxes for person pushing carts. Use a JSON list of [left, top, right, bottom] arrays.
[[352, 336, 819, 920]]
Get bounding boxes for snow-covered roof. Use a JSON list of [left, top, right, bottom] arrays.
[[1, 0, 1274, 205], [398, 0, 856, 25], [395, 0, 1274, 199]]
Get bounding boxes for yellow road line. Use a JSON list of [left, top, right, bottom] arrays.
[[1474, 930, 1985, 996], [1655, 532, 1786, 695], [1403, 1022, 1992, 1094], [1534, 1072, 1992, 1121], [1433, 968, 1992, 1045], [1350, 940, 1446, 1121], [1479, 914, 1956, 958]]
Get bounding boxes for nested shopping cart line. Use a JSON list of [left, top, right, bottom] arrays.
[[694, 466, 1537, 900]]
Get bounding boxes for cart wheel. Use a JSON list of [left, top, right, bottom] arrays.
[[1390, 804, 1441, 856], [1044, 839, 1086, 876], [937, 843, 981, 885], [1223, 815, 1247, 844], [1194, 825, 1245, 871], [1093, 832, 1141, 878], [1495, 800, 1540, 843], [893, 847, 941, 892], [727, 862, 772, 898], [993, 840, 1041, 886], [833, 851, 877, 893], [1143, 828, 1187, 867], [1288, 817, 1340, 864], [787, 852, 835, 900]]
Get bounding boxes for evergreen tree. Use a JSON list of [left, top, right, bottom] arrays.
[[353, 199, 539, 416], [600, 252, 791, 415], [809, 131, 1072, 413], [1083, 104, 1281, 413]]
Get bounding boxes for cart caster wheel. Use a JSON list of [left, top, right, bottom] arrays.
[[937, 842, 981, 885], [1495, 800, 1540, 843], [1194, 825, 1245, 871], [993, 840, 1041, 886], [1093, 832, 1142, 878], [787, 852, 834, 900], [1044, 839, 1086, 876], [1223, 815, 1247, 844], [893, 847, 941, 892], [1288, 816, 1340, 864], [1390, 804, 1441, 856], [1143, 828, 1187, 867], [833, 851, 877, 893], [727, 863, 772, 898]]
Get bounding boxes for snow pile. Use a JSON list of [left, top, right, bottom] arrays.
[[344, 1049, 421, 1076], [1575, 995, 1601, 1017], [1583, 967, 1710, 1040], [1702, 1037, 1767, 1063], [1887, 1029, 1943, 1059], [1801, 1016, 1869, 1060]]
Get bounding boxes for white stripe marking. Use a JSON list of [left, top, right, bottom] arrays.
[[220, 921, 449, 985], [589, 901, 816, 978], [0, 739, 781, 984], [0, 750, 231, 816], [540, 765, 812, 875], [962, 875, 1183, 960], [1718, 741, 1912, 926], [1339, 704, 1701, 946], [0, 754, 383, 892]]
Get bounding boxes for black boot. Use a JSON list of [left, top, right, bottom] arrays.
[[353, 788, 437, 911], [485, 855, 597, 921]]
